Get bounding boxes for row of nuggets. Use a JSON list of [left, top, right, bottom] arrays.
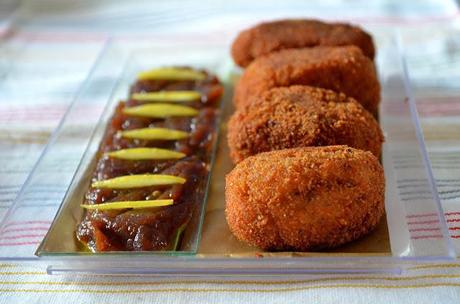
[[225, 19, 386, 251]]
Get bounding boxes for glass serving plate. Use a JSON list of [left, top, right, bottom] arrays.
[[0, 30, 455, 276], [36, 44, 228, 256]]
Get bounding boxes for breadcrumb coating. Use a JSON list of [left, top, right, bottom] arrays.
[[228, 86, 383, 163], [231, 19, 375, 67], [234, 46, 380, 114], [225, 146, 385, 251]]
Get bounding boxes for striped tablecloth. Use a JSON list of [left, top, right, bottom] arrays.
[[0, 1, 460, 303]]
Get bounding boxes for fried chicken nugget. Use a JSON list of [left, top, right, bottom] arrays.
[[234, 46, 380, 113], [225, 146, 385, 251], [231, 19, 375, 67], [228, 86, 383, 163]]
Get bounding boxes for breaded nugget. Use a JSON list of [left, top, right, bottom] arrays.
[[234, 46, 380, 113], [232, 19, 375, 67], [225, 146, 385, 251], [228, 86, 383, 163]]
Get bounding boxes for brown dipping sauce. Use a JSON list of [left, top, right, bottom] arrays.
[[76, 68, 223, 252]]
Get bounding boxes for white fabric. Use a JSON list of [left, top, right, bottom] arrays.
[[0, 1, 460, 303]]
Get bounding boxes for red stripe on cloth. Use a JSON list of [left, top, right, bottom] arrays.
[[415, 98, 460, 117], [2, 221, 52, 229], [406, 212, 460, 219], [0, 234, 45, 240], [407, 220, 440, 225], [406, 213, 438, 219], [447, 219, 460, 223], [0, 227, 49, 234], [409, 228, 441, 232], [410, 235, 444, 240], [0, 241, 40, 246], [383, 100, 460, 117], [445, 212, 460, 216]]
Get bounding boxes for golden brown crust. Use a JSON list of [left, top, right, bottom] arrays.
[[227, 86, 383, 163], [225, 146, 385, 251], [231, 19, 375, 67], [234, 46, 380, 114]]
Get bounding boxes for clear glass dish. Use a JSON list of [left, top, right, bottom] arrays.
[[0, 31, 455, 276]]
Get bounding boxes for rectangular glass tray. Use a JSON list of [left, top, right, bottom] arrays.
[[0, 31, 456, 276]]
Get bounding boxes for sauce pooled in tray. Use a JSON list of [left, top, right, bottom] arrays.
[[76, 67, 224, 252]]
